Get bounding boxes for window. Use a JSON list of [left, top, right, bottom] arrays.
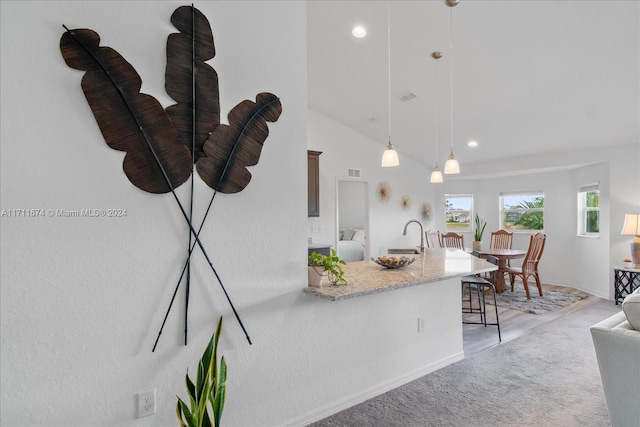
[[500, 191, 544, 231], [578, 185, 599, 236], [445, 194, 473, 231]]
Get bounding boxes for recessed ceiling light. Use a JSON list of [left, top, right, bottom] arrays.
[[467, 140, 478, 148], [352, 26, 367, 38]]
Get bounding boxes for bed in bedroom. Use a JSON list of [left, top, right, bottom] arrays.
[[338, 228, 366, 262]]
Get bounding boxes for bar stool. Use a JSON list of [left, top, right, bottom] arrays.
[[461, 255, 501, 342]]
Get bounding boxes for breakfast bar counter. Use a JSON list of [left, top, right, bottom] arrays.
[[304, 248, 497, 301]]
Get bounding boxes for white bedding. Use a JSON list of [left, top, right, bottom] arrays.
[[338, 240, 365, 262]]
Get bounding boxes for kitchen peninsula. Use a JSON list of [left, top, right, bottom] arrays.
[[297, 248, 497, 425], [305, 248, 496, 300]]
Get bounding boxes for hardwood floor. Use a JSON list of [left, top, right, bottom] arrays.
[[462, 282, 611, 356]]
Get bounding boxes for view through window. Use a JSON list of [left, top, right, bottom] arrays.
[[445, 194, 473, 231], [578, 185, 599, 236], [500, 191, 544, 231]]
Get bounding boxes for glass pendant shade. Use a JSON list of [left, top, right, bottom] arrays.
[[444, 152, 460, 174], [430, 166, 443, 183], [381, 141, 400, 167]]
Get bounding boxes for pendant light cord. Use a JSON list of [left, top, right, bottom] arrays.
[[435, 56, 439, 164], [449, 5, 454, 155], [387, 2, 392, 145]]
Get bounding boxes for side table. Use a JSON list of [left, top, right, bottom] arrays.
[[614, 266, 640, 305]]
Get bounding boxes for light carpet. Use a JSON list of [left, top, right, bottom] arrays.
[[309, 299, 620, 427], [486, 287, 588, 315]]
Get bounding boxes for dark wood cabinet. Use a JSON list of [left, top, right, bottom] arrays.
[[308, 150, 321, 217]]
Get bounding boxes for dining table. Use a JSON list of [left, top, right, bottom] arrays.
[[472, 248, 526, 293]]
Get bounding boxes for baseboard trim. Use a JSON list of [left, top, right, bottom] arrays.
[[542, 280, 611, 301], [284, 351, 465, 427]]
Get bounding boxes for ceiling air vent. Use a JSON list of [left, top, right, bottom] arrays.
[[347, 168, 361, 178], [399, 91, 417, 102]]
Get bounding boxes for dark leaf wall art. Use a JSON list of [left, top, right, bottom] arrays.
[[60, 4, 282, 348], [197, 92, 282, 193], [165, 5, 219, 161], [60, 28, 193, 194]]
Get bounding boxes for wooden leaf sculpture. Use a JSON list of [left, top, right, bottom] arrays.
[[165, 5, 219, 162], [196, 93, 282, 194], [60, 28, 192, 194]]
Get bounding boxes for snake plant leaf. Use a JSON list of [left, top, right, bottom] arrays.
[[211, 317, 222, 396], [212, 357, 227, 427], [165, 5, 219, 161], [60, 28, 192, 194], [177, 398, 195, 427], [185, 371, 196, 404], [196, 359, 205, 403], [196, 92, 282, 193]]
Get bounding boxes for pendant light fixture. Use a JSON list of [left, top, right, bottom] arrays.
[[430, 51, 443, 183], [444, 0, 460, 174], [381, 2, 399, 167]]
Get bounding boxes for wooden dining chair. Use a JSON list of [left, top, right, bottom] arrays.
[[440, 232, 464, 250], [425, 230, 442, 248], [490, 229, 513, 250], [489, 229, 514, 278], [504, 233, 546, 299]]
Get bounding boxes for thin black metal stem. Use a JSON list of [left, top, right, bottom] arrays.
[[184, 3, 197, 347], [151, 187, 219, 352], [62, 25, 252, 346]]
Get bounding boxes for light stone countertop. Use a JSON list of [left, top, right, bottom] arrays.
[[304, 248, 498, 301]]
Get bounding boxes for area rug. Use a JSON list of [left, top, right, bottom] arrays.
[[310, 299, 620, 427], [486, 287, 587, 314]]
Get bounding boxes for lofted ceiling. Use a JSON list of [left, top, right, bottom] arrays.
[[307, 0, 639, 173]]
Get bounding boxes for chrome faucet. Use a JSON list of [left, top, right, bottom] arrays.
[[403, 220, 424, 253]]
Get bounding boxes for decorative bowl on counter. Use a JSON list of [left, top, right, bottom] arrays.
[[371, 255, 416, 269]]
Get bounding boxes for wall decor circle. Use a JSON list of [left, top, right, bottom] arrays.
[[400, 195, 411, 210], [378, 182, 391, 203], [420, 202, 433, 221]]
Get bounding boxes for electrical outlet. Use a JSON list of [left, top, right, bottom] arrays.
[[417, 317, 425, 333], [137, 389, 156, 418]]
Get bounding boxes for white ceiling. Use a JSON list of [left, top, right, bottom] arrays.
[[307, 0, 639, 171]]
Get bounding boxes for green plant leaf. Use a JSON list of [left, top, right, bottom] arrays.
[[177, 316, 226, 427], [212, 357, 227, 427], [201, 334, 215, 388], [211, 317, 223, 395], [201, 407, 213, 427], [185, 371, 196, 401], [177, 398, 196, 427], [196, 360, 205, 403]]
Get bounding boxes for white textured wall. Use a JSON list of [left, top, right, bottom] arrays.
[[0, 1, 308, 425]]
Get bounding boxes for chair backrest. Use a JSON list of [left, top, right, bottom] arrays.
[[440, 232, 464, 250], [490, 229, 513, 250], [522, 233, 546, 274], [425, 230, 442, 248]]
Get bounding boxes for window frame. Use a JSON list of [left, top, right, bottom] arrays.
[[577, 184, 600, 237], [444, 194, 474, 232], [499, 191, 545, 232]]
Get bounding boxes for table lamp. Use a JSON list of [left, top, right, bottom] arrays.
[[621, 213, 640, 266]]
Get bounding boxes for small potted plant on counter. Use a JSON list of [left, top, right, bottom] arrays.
[[308, 249, 347, 287], [473, 213, 487, 251]]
